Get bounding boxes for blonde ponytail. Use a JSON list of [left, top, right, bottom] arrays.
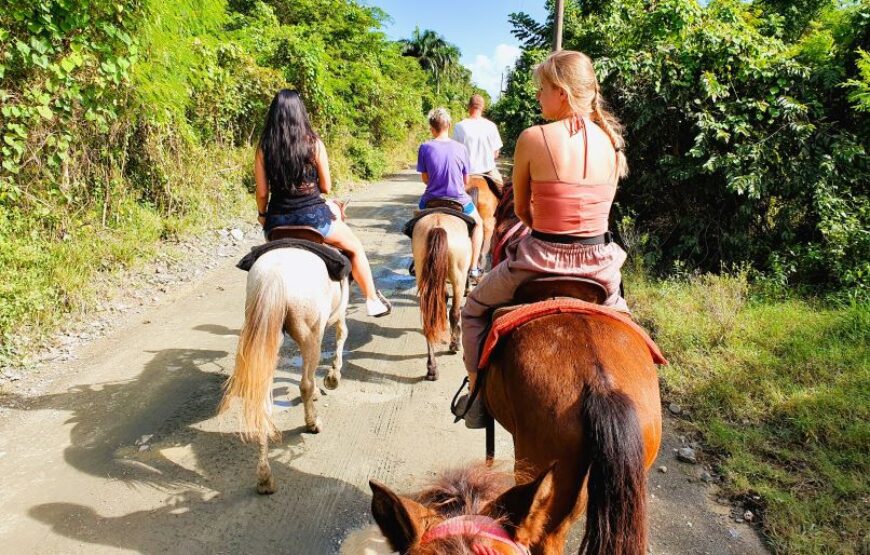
[[591, 92, 628, 178]]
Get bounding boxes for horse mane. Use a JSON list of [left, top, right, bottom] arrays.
[[493, 181, 518, 236], [414, 463, 516, 518], [490, 182, 525, 266]]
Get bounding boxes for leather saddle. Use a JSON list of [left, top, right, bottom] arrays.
[[266, 225, 325, 244], [492, 276, 608, 320], [424, 197, 465, 212]]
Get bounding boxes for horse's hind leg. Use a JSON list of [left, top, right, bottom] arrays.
[[299, 329, 325, 433], [324, 314, 347, 391], [448, 283, 463, 354], [426, 340, 438, 381], [256, 431, 276, 494]]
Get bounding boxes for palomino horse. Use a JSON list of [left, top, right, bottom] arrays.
[[476, 183, 662, 554], [219, 235, 349, 494], [342, 464, 555, 555], [411, 211, 472, 381], [466, 175, 500, 270]]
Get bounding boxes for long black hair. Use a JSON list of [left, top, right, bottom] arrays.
[[259, 89, 319, 192]]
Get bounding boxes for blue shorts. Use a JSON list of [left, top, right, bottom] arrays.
[[264, 209, 334, 238]]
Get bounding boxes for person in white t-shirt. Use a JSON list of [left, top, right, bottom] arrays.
[[453, 95, 504, 186]]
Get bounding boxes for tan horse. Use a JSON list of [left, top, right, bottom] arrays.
[[342, 464, 555, 555], [219, 247, 349, 494], [412, 213, 472, 381], [466, 175, 500, 270], [480, 183, 663, 554]]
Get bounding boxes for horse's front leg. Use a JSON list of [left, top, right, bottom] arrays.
[[426, 340, 438, 381], [324, 314, 347, 391], [256, 431, 276, 494]]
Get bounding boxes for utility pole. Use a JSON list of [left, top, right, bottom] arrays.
[[553, 0, 565, 52]]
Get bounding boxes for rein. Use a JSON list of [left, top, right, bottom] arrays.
[[420, 515, 531, 555], [492, 220, 528, 267]]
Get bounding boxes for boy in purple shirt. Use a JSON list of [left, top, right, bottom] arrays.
[[416, 107, 484, 280]]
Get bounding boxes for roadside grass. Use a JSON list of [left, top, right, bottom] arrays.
[[0, 145, 251, 367], [629, 271, 869, 554]]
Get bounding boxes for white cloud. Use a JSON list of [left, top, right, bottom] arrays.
[[465, 43, 521, 100]]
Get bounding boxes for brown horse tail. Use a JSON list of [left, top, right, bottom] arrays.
[[218, 269, 285, 442], [578, 365, 648, 555], [418, 226, 449, 343]]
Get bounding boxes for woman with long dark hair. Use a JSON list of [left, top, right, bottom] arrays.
[[255, 89, 391, 317]]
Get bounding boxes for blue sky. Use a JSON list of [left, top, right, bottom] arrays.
[[361, 1, 550, 99]]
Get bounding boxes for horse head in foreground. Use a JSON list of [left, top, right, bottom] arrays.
[[219, 206, 350, 494], [475, 183, 663, 554], [342, 464, 555, 555]]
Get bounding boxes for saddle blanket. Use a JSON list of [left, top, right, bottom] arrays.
[[479, 298, 668, 369], [237, 239, 351, 282], [402, 207, 476, 239]]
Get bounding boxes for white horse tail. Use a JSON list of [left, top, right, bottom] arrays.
[[219, 268, 286, 442]]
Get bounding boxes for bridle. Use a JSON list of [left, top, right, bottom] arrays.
[[420, 515, 531, 555]]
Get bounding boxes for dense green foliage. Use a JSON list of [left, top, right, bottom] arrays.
[[0, 0, 474, 359], [631, 272, 869, 553], [493, 0, 870, 292]]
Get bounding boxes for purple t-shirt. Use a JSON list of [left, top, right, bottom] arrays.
[[416, 139, 472, 207]]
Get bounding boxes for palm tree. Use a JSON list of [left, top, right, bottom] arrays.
[[399, 28, 462, 93]]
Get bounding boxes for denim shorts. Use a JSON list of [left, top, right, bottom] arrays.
[[264, 206, 334, 238]]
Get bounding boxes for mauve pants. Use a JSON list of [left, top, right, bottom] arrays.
[[461, 235, 629, 377]]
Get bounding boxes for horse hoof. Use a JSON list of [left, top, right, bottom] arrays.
[[426, 371, 438, 381], [256, 476, 277, 495], [324, 374, 339, 390], [307, 419, 323, 434], [448, 341, 460, 354]]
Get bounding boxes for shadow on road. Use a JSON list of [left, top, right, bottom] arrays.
[[1, 346, 370, 553]]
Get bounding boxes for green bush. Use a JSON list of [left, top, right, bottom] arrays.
[[494, 0, 870, 292], [0, 0, 463, 352]]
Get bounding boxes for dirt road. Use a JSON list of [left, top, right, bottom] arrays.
[[0, 171, 768, 554]]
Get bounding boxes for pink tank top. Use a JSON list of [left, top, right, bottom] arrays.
[[530, 119, 616, 237]]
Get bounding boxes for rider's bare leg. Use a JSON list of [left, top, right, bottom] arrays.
[[325, 221, 376, 298], [470, 209, 484, 272]]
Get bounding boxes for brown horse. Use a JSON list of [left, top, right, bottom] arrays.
[[412, 213, 472, 380], [466, 175, 500, 270], [342, 463, 555, 555], [480, 183, 663, 554]]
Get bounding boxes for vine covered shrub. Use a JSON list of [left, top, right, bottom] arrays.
[[0, 0, 451, 354], [494, 0, 870, 292]]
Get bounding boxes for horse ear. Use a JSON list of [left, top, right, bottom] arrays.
[[369, 480, 430, 553], [482, 464, 555, 547]]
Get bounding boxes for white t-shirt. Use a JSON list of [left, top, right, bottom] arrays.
[[453, 117, 503, 174]]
